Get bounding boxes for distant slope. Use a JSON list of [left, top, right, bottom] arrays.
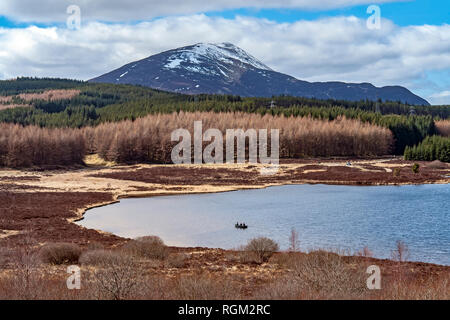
[[90, 42, 429, 106]]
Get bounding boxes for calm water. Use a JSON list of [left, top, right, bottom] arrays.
[[78, 184, 450, 265]]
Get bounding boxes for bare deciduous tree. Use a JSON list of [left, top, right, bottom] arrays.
[[91, 253, 141, 300], [391, 240, 410, 262], [288, 228, 300, 252]]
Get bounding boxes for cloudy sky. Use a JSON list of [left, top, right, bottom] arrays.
[[0, 0, 449, 104]]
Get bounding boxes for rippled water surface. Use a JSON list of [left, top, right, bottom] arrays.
[[78, 184, 450, 265]]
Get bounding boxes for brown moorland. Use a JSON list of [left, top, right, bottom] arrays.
[[0, 159, 448, 299]]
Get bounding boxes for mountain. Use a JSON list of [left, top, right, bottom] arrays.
[[90, 42, 429, 105]]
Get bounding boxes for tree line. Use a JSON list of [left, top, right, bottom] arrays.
[[0, 78, 448, 157], [0, 112, 392, 167], [404, 136, 450, 163], [0, 123, 85, 167], [85, 112, 393, 163]]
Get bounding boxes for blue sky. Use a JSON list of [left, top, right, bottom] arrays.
[[207, 0, 449, 26], [1, 0, 447, 27], [0, 0, 448, 104]]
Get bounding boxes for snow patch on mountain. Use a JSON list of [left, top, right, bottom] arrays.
[[162, 42, 271, 74]]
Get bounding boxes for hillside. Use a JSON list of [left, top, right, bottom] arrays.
[[90, 43, 430, 106], [1, 78, 449, 156]]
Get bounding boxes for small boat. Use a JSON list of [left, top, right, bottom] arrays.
[[235, 223, 248, 229]]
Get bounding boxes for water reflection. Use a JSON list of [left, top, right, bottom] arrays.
[[78, 184, 450, 265]]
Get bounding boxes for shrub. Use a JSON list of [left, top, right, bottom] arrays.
[[122, 236, 169, 260], [40, 243, 82, 265], [426, 160, 448, 169], [244, 237, 279, 263], [86, 242, 105, 251], [225, 247, 260, 264], [251, 276, 305, 300], [165, 253, 188, 268], [289, 250, 367, 299], [412, 163, 420, 173], [288, 228, 301, 252], [393, 167, 401, 177], [391, 240, 410, 262], [79, 249, 125, 266], [0, 247, 11, 268], [356, 246, 373, 258], [173, 274, 238, 300], [89, 253, 141, 300]]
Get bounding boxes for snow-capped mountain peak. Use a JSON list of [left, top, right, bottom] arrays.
[[162, 43, 271, 73], [90, 43, 429, 105]]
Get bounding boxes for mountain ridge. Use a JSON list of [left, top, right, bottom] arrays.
[[90, 42, 429, 106]]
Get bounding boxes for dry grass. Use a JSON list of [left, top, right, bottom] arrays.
[[172, 273, 240, 300], [0, 243, 448, 300], [376, 274, 449, 300], [0, 104, 29, 111], [165, 253, 188, 268], [79, 249, 122, 266], [84, 154, 116, 167], [426, 160, 449, 169], [268, 250, 368, 299]]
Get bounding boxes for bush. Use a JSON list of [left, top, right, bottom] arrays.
[[412, 163, 420, 173], [244, 237, 279, 263], [0, 247, 11, 268], [79, 249, 126, 266], [391, 240, 410, 262], [289, 250, 367, 299], [122, 236, 169, 260], [426, 160, 448, 169], [86, 242, 105, 251], [165, 253, 188, 268], [40, 243, 82, 265], [89, 252, 141, 300], [225, 247, 260, 264], [393, 167, 401, 177], [173, 274, 238, 300]]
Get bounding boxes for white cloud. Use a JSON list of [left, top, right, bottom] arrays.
[[429, 91, 450, 105], [0, 14, 449, 103], [0, 0, 404, 22]]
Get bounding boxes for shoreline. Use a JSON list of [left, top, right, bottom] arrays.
[[1, 158, 449, 266], [76, 180, 449, 268], [1, 159, 449, 299]]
